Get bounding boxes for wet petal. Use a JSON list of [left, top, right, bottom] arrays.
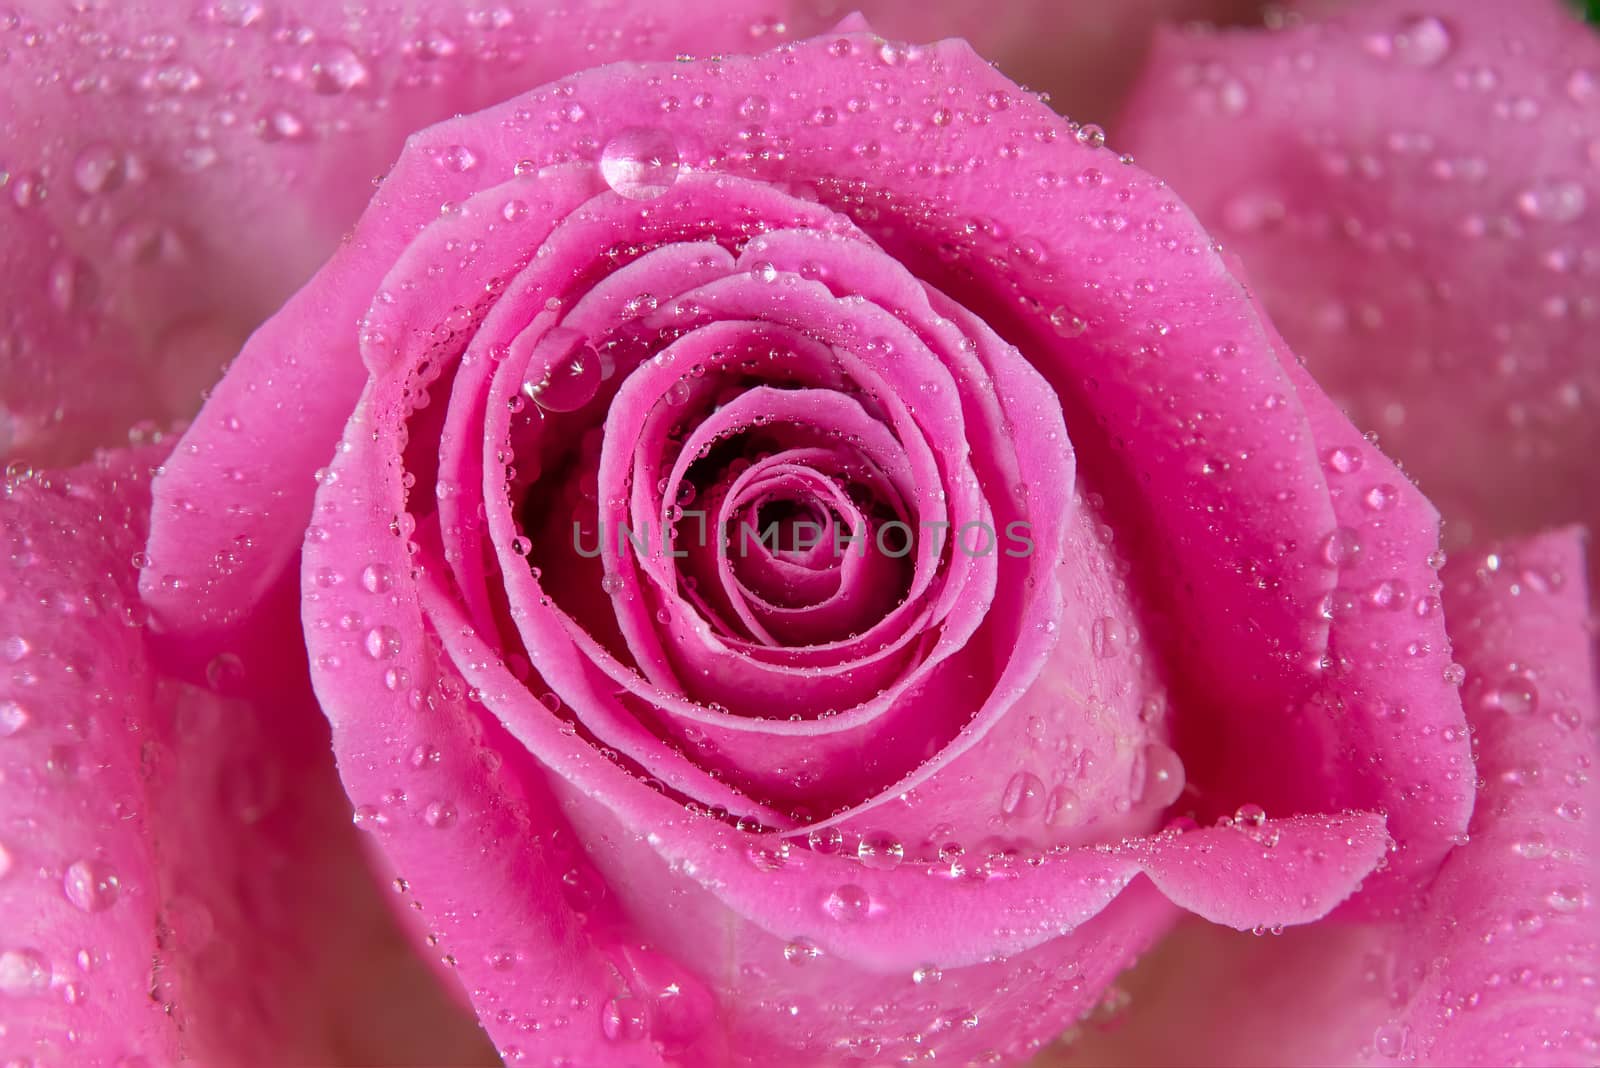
[[1121, 0, 1600, 552]]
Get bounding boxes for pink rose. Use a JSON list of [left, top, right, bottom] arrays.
[[1, 3, 1595, 1068]]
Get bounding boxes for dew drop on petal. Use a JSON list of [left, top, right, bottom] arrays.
[[855, 832, 904, 871], [62, 860, 120, 913], [1000, 771, 1045, 819], [522, 327, 601, 412], [364, 625, 402, 660], [600, 995, 650, 1041], [0, 700, 30, 738], [1132, 743, 1186, 809], [823, 884, 871, 922], [599, 127, 680, 200], [360, 564, 394, 594]]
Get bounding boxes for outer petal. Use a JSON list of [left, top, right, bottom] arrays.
[[0, 450, 174, 1065], [0, 0, 1261, 467], [0, 0, 848, 466], [0, 450, 493, 1066], [1044, 528, 1600, 1067], [1120, 0, 1600, 551]]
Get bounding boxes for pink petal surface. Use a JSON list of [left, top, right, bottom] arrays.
[[1120, 0, 1600, 552], [0, 448, 494, 1066], [0, 0, 861, 467], [0, 449, 174, 1065], [1049, 527, 1600, 1067], [0, 0, 1252, 469]]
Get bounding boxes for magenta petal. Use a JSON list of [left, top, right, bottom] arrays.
[[1121, 0, 1600, 552]]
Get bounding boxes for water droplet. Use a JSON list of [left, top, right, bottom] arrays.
[[309, 44, 370, 95], [1074, 123, 1106, 149], [807, 826, 844, 854], [1320, 527, 1362, 567], [256, 108, 308, 142], [1394, 16, 1452, 66], [73, 144, 125, 195], [48, 257, 97, 313], [0, 948, 49, 996], [522, 327, 601, 412], [1049, 307, 1088, 338], [856, 833, 904, 871], [0, 700, 30, 737], [1373, 1020, 1411, 1058], [1091, 616, 1124, 658], [1517, 180, 1587, 224], [204, 653, 244, 691], [1045, 785, 1081, 826], [599, 128, 680, 200], [434, 144, 478, 173], [783, 937, 820, 965], [1546, 885, 1585, 913], [1362, 484, 1398, 511], [1000, 771, 1045, 819], [1484, 676, 1539, 716], [1324, 446, 1363, 475], [600, 994, 650, 1041], [364, 625, 402, 660], [1132, 743, 1186, 809], [361, 564, 394, 594], [912, 963, 943, 985], [1368, 16, 1452, 66], [823, 884, 870, 922], [423, 800, 457, 828], [62, 860, 119, 913]]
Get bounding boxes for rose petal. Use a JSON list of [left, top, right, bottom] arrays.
[[1, 448, 492, 1065], [1051, 527, 1600, 1067], [0, 0, 873, 466], [1120, 0, 1600, 552], [0, 450, 175, 1065]]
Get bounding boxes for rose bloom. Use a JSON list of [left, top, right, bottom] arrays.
[[1, 1, 1596, 1066]]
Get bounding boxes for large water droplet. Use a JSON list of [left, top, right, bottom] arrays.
[[823, 884, 871, 922], [599, 128, 681, 200], [855, 832, 904, 871], [1132, 743, 1186, 809], [783, 937, 820, 965], [364, 625, 401, 660], [522, 327, 601, 412], [600, 995, 649, 1041], [63, 860, 120, 913], [1000, 771, 1045, 819], [361, 563, 394, 594]]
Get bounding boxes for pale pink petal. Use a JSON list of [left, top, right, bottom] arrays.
[[0, 448, 493, 1065], [0, 450, 175, 1065], [0, 0, 852, 466], [1120, 0, 1600, 552]]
